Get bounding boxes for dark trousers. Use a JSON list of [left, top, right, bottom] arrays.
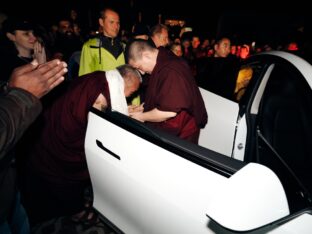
[[0, 192, 30, 234], [20, 169, 89, 226]]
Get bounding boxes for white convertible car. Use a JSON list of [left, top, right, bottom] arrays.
[[85, 51, 312, 233]]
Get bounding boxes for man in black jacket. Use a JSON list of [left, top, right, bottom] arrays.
[[0, 59, 67, 233]]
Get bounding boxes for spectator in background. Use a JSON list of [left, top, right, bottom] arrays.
[[0, 18, 46, 82], [125, 23, 150, 61], [239, 44, 250, 60], [52, 18, 83, 63], [0, 59, 67, 234], [230, 44, 237, 57], [180, 33, 194, 64], [131, 23, 149, 40], [170, 42, 183, 57], [213, 37, 231, 58], [191, 35, 202, 58], [199, 38, 210, 57], [149, 23, 169, 48], [0, 11, 7, 30], [196, 37, 240, 101], [79, 8, 125, 76], [53, 16, 85, 81]]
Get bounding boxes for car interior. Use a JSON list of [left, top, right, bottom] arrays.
[[256, 63, 312, 213]]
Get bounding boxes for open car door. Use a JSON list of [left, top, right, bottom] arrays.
[[85, 109, 291, 234], [198, 88, 238, 157]]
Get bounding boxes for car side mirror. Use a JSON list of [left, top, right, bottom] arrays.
[[206, 163, 289, 231]]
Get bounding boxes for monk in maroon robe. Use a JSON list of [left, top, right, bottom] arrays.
[[128, 40, 207, 143], [20, 65, 141, 224]]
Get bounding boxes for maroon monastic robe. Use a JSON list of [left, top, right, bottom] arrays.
[[30, 71, 111, 184], [144, 48, 208, 143]]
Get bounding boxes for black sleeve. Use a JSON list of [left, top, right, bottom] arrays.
[[0, 86, 42, 161]]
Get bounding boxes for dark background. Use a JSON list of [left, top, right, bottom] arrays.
[[1, 0, 311, 45]]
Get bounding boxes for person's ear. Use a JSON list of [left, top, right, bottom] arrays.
[[142, 51, 151, 60], [6, 32, 16, 42], [214, 43, 218, 51], [99, 18, 104, 27]]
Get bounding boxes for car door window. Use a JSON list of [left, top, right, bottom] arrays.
[[256, 63, 312, 213], [235, 61, 269, 106], [234, 65, 254, 101], [195, 57, 240, 101]]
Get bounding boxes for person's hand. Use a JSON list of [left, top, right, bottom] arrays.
[[8, 59, 67, 98], [128, 103, 144, 114], [129, 111, 145, 122], [33, 41, 47, 64]]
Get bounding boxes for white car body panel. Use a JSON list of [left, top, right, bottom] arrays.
[[232, 114, 247, 161], [250, 64, 274, 115], [206, 163, 289, 231], [264, 51, 312, 89], [198, 88, 238, 157], [86, 113, 225, 234], [86, 112, 289, 234]]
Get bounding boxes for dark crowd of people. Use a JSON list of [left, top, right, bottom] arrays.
[[1, 5, 311, 234]]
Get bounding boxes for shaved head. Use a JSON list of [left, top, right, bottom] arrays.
[[127, 40, 156, 63]]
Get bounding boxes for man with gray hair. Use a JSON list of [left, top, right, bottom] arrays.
[[149, 23, 169, 48], [20, 64, 141, 225]]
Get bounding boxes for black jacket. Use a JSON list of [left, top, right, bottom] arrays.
[[0, 84, 41, 223], [0, 35, 29, 82]]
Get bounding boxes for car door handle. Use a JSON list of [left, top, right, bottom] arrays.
[[96, 140, 121, 160]]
